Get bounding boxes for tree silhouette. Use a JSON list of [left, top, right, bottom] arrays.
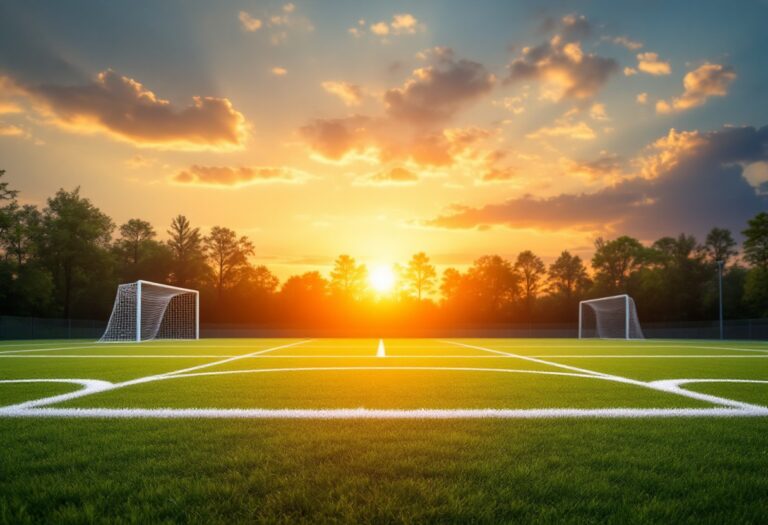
[[167, 215, 206, 287], [37, 188, 114, 318], [592, 236, 648, 292], [703, 228, 738, 267], [204, 226, 255, 299], [742, 212, 768, 271], [118, 219, 156, 265], [514, 250, 546, 320], [403, 252, 437, 301], [330, 254, 368, 300], [548, 250, 589, 301]]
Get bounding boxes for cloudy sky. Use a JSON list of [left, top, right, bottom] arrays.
[[1, 0, 767, 277]]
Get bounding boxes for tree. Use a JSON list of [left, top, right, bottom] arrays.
[[514, 250, 546, 319], [466, 255, 518, 317], [330, 254, 367, 300], [167, 215, 206, 287], [1, 204, 40, 266], [591, 236, 648, 291], [204, 226, 255, 298], [548, 250, 590, 300], [0, 170, 20, 245], [703, 227, 738, 267], [403, 252, 437, 301], [742, 212, 768, 271], [36, 188, 114, 318], [118, 219, 156, 265]]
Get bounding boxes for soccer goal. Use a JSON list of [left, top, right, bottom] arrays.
[[99, 280, 199, 342], [578, 294, 644, 339]]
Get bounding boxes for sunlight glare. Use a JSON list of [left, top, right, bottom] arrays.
[[370, 265, 396, 293]]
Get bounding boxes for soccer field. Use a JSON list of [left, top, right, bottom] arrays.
[[2, 338, 768, 522]]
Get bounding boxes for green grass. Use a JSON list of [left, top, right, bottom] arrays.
[[1, 337, 767, 523]]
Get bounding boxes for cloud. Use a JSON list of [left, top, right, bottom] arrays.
[[366, 13, 425, 39], [271, 67, 288, 76], [384, 50, 495, 124], [0, 122, 24, 136], [636, 92, 648, 104], [238, 11, 263, 31], [321, 81, 363, 106], [358, 166, 419, 185], [426, 125, 768, 238], [3, 70, 247, 150], [636, 52, 671, 76], [611, 36, 643, 50], [239, 3, 313, 44], [624, 67, 638, 76], [527, 115, 597, 141], [298, 115, 493, 168], [482, 166, 516, 183], [174, 165, 310, 187], [656, 63, 736, 114], [568, 153, 623, 181], [507, 15, 618, 101], [299, 50, 496, 171]]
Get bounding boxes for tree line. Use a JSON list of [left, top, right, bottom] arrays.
[[0, 170, 766, 329]]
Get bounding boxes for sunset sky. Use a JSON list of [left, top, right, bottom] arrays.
[[1, 0, 767, 278]]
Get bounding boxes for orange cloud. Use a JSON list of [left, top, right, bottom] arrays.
[[384, 50, 495, 124], [636, 52, 671, 76], [656, 63, 736, 114], [507, 15, 618, 101], [238, 11, 262, 31], [174, 165, 310, 187], [5, 70, 247, 150], [358, 166, 419, 185], [321, 81, 363, 106], [271, 67, 288, 76]]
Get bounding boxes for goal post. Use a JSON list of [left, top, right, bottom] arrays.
[[99, 280, 199, 342], [578, 294, 644, 340]]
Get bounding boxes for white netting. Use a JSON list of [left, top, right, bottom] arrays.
[[579, 295, 644, 339], [99, 281, 198, 342]]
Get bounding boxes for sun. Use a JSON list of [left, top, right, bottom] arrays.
[[369, 265, 396, 293]]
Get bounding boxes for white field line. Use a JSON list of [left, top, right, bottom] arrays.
[[0, 343, 304, 355], [4, 407, 768, 419], [377, 339, 386, 357], [0, 339, 312, 411], [443, 340, 767, 411], [4, 354, 768, 360]]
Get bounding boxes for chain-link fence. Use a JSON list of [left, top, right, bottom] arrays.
[[1, 315, 767, 340]]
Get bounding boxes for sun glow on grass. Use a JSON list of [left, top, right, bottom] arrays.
[[369, 265, 396, 293]]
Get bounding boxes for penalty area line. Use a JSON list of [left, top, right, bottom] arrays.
[[2, 407, 768, 419]]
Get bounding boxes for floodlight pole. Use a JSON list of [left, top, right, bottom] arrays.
[[717, 260, 724, 340]]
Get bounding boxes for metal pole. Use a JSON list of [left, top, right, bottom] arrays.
[[136, 281, 142, 343], [195, 291, 200, 340], [625, 295, 630, 340], [717, 260, 724, 340], [577, 301, 583, 339]]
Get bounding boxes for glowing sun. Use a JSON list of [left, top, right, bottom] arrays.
[[369, 265, 396, 293]]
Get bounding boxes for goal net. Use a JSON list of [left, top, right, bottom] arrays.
[[579, 294, 644, 339], [99, 280, 199, 342]]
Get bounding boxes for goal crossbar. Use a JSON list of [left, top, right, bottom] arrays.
[[99, 280, 199, 343], [578, 294, 644, 340]]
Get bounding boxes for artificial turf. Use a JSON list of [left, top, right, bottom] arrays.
[[1, 338, 767, 523]]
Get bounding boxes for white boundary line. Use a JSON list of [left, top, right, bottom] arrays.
[[0, 339, 312, 411], [4, 407, 767, 419], [2, 339, 767, 419], [442, 340, 767, 411], [1, 354, 768, 359]]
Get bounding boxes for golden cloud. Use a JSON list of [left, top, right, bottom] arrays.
[[174, 165, 310, 187], [321, 81, 363, 106], [656, 63, 736, 114], [636, 52, 671, 76], [4, 70, 247, 150]]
